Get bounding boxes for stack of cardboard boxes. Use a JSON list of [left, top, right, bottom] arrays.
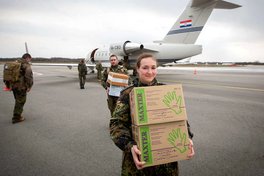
[[107, 72, 129, 97], [129, 84, 190, 168]]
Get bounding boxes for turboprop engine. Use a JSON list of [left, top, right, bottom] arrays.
[[109, 41, 144, 56]]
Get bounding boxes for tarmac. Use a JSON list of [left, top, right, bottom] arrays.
[[0, 65, 263, 176]]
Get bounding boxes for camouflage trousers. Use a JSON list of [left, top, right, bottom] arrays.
[[107, 95, 119, 117], [12, 88, 27, 119], [121, 151, 179, 176], [79, 74, 86, 88], [97, 70, 102, 80]]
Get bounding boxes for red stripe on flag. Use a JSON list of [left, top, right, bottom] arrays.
[[180, 19, 192, 24]]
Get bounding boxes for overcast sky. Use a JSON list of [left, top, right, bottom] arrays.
[[0, 0, 263, 62]]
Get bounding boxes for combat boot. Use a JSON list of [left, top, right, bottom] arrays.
[[12, 116, 25, 124]]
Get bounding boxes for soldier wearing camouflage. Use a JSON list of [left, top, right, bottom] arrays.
[[110, 53, 194, 175], [96, 61, 103, 80], [101, 54, 128, 117], [78, 59, 87, 89], [12, 53, 33, 124]]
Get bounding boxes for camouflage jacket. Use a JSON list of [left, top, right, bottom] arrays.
[[101, 65, 128, 90], [110, 78, 193, 175], [96, 63, 103, 71], [12, 59, 33, 90], [78, 63, 87, 76]]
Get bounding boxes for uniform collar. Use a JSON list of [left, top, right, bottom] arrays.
[[133, 77, 158, 87], [111, 65, 119, 69]]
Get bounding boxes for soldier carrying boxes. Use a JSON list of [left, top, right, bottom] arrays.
[[101, 54, 129, 117], [109, 53, 194, 175]]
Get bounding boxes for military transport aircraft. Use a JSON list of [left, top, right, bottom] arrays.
[[33, 0, 241, 70]]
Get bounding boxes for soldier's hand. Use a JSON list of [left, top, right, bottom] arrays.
[[187, 139, 195, 159], [27, 88, 31, 92], [131, 145, 145, 170]]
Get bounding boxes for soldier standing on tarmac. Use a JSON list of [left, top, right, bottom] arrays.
[[96, 61, 103, 81], [78, 59, 87, 89], [101, 54, 128, 117], [11, 53, 33, 124]]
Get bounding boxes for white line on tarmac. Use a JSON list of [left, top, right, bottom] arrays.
[[33, 72, 43, 76], [160, 79, 264, 92]]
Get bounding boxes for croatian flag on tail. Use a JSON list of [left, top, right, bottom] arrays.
[[180, 19, 192, 28]]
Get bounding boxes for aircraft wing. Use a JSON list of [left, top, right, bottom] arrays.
[[32, 63, 96, 70]]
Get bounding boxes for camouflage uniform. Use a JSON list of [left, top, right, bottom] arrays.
[[78, 61, 87, 89], [101, 65, 128, 117], [96, 62, 103, 80], [110, 78, 193, 176], [12, 59, 33, 122]]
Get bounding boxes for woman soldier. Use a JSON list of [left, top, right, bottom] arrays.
[[110, 53, 195, 176]]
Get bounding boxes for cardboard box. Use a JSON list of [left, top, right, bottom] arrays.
[[130, 84, 187, 126], [132, 120, 190, 168], [109, 85, 125, 97], [107, 72, 129, 87]]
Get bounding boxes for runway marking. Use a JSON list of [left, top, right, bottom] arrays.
[[160, 79, 264, 92], [33, 72, 43, 76]]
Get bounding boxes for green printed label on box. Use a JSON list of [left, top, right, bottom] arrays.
[[140, 126, 153, 165], [135, 88, 148, 124], [130, 85, 187, 126]]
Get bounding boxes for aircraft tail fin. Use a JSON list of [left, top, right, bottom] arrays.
[[162, 0, 241, 44]]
